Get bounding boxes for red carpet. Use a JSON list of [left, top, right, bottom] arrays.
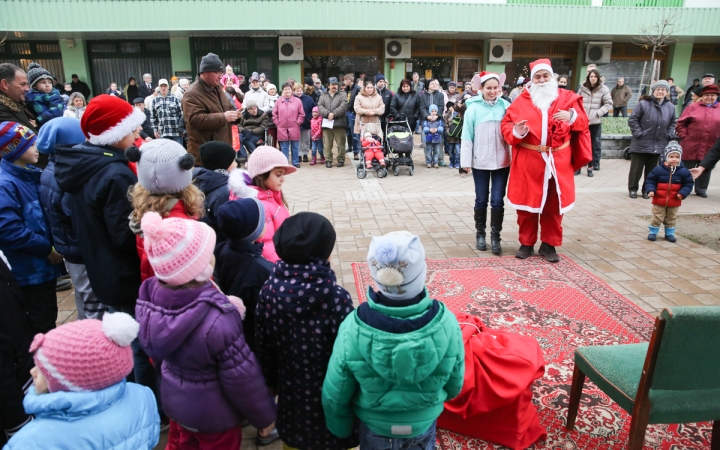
[[352, 256, 713, 449]]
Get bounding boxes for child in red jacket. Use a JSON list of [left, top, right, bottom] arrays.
[[361, 129, 385, 170], [310, 106, 325, 165]]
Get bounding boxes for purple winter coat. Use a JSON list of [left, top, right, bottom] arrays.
[[135, 277, 276, 433], [272, 95, 304, 142]]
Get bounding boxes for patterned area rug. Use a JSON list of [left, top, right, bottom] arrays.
[[351, 256, 713, 449]]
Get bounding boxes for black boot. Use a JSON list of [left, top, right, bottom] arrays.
[[538, 242, 560, 263], [490, 207, 503, 255], [474, 209, 487, 251], [516, 245, 534, 259]]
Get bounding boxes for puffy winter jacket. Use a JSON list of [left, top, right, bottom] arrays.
[[322, 289, 464, 439], [390, 91, 419, 130], [628, 97, 677, 155], [644, 161, 694, 207], [228, 169, 289, 263], [135, 277, 276, 434], [38, 152, 81, 264], [192, 167, 229, 239], [239, 110, 268, 135], [460, 95, 511, 170], [611, 84, 632, 107], [24, 89, 64, 126], [0, 159, 62, 286], [676, 101, 720, 161], [353, 87, 384, 135], [272, 96, 305, 142], [578, 83, 612, 125], [376, 87, 394, 122], [423, 119, 444, 144], [418, 90, 446, 122], [297, 94, 315, 131], [318, 91, 349, 129], [54, 142, 141, 308], [4, 381, 159, 450]]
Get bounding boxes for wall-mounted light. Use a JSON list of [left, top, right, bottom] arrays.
[[66, 39, 75, 48]]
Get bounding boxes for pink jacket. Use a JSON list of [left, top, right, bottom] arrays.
[[272, 96, 305, 142], [221, 73, 239, 87], [310, 116, 323, 141], [676, 101, 720, 161], [228, 170, 290, 263]]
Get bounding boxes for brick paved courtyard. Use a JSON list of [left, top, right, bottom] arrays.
[[54, 143, 720, 450]]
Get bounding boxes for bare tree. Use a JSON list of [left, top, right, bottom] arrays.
[[632, 9, 684, 95]]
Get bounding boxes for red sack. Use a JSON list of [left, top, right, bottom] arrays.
[[232, 125, 241, 152], [437, 313, 546, 449]]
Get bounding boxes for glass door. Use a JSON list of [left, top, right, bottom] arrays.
[[456, 57, 481, 86]]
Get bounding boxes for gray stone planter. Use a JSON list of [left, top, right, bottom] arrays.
[[601, 134, 631, 159]]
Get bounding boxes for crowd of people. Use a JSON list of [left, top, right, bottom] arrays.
[[0, 52, 719, 450]]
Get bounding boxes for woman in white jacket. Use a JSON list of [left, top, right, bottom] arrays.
[[63, 92, 86, 120], [460, 72, 511, 255], [578, 69, 612, 176]]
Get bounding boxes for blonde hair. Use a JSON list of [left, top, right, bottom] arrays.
[[292, 83, 303, 92], [129, 183, 205, 222]]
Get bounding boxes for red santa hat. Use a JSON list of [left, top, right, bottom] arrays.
[[530, 59, 554, 79], [471, 71, 508, 90], [80, 95, 147, 146]]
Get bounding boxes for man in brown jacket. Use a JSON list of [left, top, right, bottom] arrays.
[[182, 53, 238, 166], [318, 77, 348, 167], [611, 77, 632, 117]]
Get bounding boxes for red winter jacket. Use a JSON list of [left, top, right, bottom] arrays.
[[137, 200, 196, 281], [676, 101, 720, 160]]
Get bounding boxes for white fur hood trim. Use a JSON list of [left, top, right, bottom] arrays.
[[228, 169, 258, 199]]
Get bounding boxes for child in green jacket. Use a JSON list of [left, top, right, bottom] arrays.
[[322, 231, 465, 449]]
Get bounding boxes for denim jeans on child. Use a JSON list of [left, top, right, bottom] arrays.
[[472, 167, 510, 210], [425, 143, 441, 165], [447, 143, 460, 167], [311, 139, 324, 158], [279, 140, 300, 165], [359, 421, 436, 450]]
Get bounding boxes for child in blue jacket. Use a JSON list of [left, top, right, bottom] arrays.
[[0, 122, 64, 335], [423, 104, 444, 168], [24, 63, 64, 128]]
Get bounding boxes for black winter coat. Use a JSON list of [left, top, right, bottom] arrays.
[[139, 108, 154, 140], [418, 90, 446, 122], [54, 142, 141, 308], [628, 97, 677, 155], [192, 167, 229, 240], [376, 87, 393, 122], [38, 151, 82, 264], [700, 137, 720, 169], [390, 91, 419, 130], [214, 240, 273, 353], [256, 258, 358, 450], [0, 258, 34, 444]]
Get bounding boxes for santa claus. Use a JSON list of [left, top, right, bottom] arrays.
[[501, 59, 592, 262]]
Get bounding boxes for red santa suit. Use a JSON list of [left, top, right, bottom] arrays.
[[501, 63, 592, 248]]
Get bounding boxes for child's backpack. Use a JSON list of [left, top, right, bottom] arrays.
[[448, 114, 463, 139]]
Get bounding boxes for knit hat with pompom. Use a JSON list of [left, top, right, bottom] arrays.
[[30, 313, 139, 392], [125, 138, 195, 195], [140, 211, 216, 286], [27, 62, 54, 88], [367, 231, 427, 300]]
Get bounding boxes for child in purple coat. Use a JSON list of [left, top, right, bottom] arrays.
[[134, 212, 277, 448]]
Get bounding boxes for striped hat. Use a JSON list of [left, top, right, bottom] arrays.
[[0, 121, 37, 163], [140, 211, 216, 286]]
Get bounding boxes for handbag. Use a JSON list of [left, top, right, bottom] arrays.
[[438, 313, 546, 450]]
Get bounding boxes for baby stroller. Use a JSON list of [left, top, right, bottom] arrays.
[[385, 114, 414, 176], [357, 122, 388, 179]]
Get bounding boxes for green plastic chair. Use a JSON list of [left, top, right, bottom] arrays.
[[566, 306, 720, 449]]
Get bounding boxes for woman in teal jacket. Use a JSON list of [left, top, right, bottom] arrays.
[[460, 72, 512, 256], [322, 232, 464, 447]]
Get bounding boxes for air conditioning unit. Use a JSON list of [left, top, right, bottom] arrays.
[[384, 39, 411, 59], [279, 37, 303, 61], [585, 42, 612, 64], [489, 39, 513, 63]]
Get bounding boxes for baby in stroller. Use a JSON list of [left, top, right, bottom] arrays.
[[361, 123, 386, 170]]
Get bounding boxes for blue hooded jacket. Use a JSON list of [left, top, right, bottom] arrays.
[[0, 159, 62, 286], [3, 381, 159, 450]]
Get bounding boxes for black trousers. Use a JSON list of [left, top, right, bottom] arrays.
[[628, 152, 660, 192], [19, 280, 57, 335], [683, 159, 712, 193], [589, 123, 602, 166]]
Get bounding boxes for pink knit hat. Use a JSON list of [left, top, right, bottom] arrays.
[[247, 145, 297, 179], [30, 313, 139, 393], [141, 211, 216, 286]]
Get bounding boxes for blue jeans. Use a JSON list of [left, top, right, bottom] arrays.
[[424, 143, 441, 165], [447, 143, 460, 166], [359, 421, 436, 450], [240, 129, 261, 154], [163, 135, 184, 146], [472, 167, 510, 210], [311, 139, 324, 157], [279, 140, 299, 165]]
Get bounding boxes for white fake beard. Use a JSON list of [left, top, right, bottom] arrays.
[[529, 78, 559, 111]]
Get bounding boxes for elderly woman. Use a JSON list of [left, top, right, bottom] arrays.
[[676, 83, 720, 197], [273, 82, 305, 168], [578, 69, 612, 176], [626, 80, 677, 199], [389, 79, 419, 131]]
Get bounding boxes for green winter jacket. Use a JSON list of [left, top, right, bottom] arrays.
[[322, 290, 464, 439]]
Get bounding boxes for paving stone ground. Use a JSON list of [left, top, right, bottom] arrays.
[[54, 139, 720, 450]]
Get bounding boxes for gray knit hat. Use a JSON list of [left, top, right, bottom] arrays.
[[125, 139, 195, 195], [651, 80, 671, 93], [27, 62, 54, 88], [199, 53, 223, 74], [665, 140, 682, 159]]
